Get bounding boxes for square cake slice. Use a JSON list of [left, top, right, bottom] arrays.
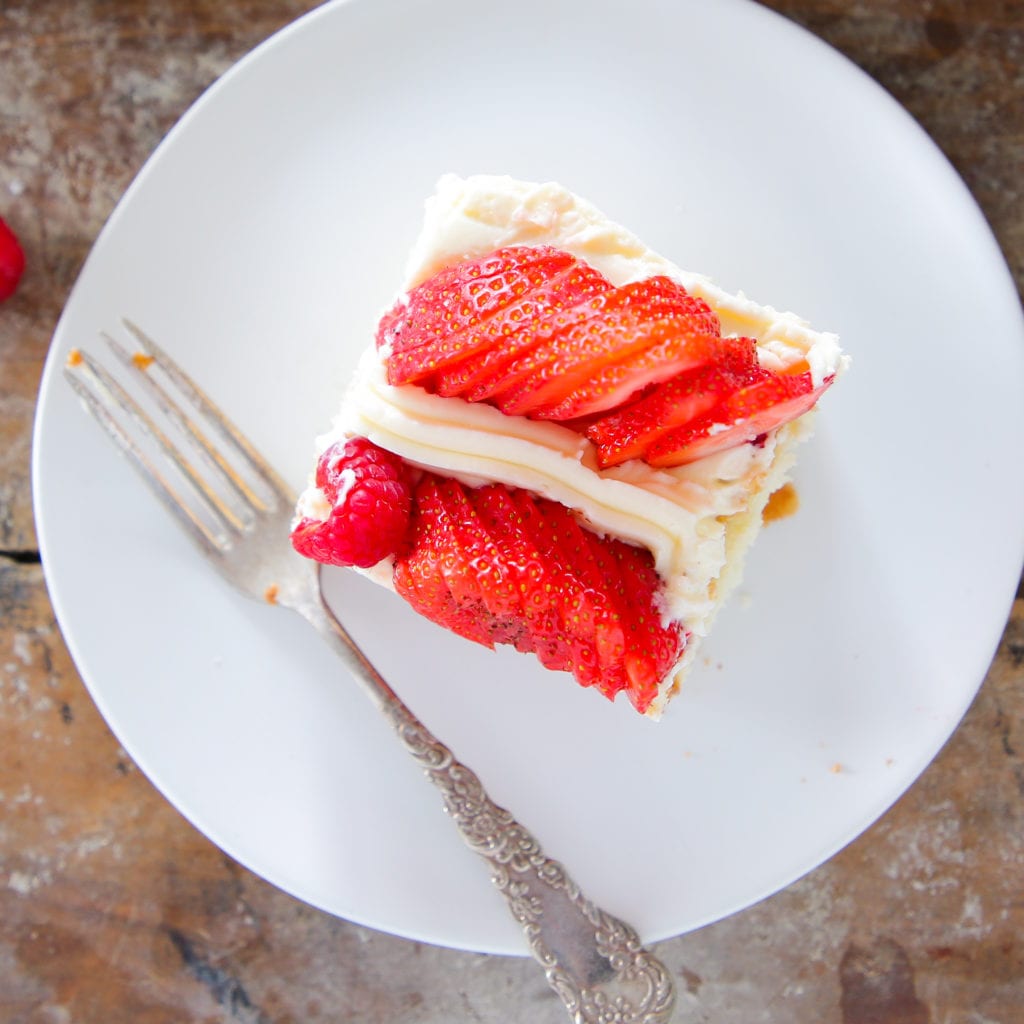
[[291, 175, 848, 717]]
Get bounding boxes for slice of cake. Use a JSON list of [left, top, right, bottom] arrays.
[[291, 175, 848, 717]]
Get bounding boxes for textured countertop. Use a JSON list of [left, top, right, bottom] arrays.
[[2, 2, 1022, 1021]]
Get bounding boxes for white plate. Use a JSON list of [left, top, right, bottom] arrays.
[[34, 0, 1024, 954]]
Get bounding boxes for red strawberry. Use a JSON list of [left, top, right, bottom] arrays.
[[392, 478, 683, 713], [610, 541, 685, 711], [0, 217, 25, 302], [477, 277, 723, 419], [474, 485, 577, 671], [513, 496, 625, 691], [429, 475, 537, 649], [380, 246, 604, 388], [290, 437, 412, 567], [435, 260, 612, 399], [645, 371, 833, 467], [585, 337, 759, 466], [379, 246, 728, 423], [377, 245, 834, 472], [394, 476, 498, 647]]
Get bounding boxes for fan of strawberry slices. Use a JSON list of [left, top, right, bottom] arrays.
[[378, 244, 834, 466], [291, 245, 834, 713]]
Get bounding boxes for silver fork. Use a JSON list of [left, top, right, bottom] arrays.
[[64, 320, 677, 1024]]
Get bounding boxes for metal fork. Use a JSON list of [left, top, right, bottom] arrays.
[[64, 320, 677, 1024]]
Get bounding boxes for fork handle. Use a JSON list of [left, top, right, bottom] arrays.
[[397, 717, 677, 1023], [303, 583, 676, 1024]]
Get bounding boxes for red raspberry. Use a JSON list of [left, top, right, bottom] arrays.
[[0, 217, 25, 302], [290, 437, 412, 568]]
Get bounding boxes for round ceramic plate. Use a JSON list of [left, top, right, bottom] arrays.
[[34, 0, 1024, 954]]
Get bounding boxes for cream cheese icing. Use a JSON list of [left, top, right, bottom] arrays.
[[298, 174, 847, 715]]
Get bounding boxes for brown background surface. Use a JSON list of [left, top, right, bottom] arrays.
[[2, 2, 1022, 1021]]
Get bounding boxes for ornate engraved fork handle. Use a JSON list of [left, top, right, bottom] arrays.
[[299, 573, 676, 1024], [395, 714, 677, 1024]]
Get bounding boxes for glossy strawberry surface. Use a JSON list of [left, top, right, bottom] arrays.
[[643, 371, 831, 467], [378, 245, 833, 467], [393, 476, 683, 714], [379, 247, 724, 421]]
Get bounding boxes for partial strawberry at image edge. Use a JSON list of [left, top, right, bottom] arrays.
[[291, 244, 836, 713], [0, 217, 26, 302]]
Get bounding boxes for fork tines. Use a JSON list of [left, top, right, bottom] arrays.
[[63, 319, 294, 555]]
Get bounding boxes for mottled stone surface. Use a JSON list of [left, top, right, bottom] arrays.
[[2, 2, 1022, 1022]]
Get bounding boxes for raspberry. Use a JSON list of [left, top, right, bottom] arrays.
[[290, 437, 412, 568], [0, 217, 25, 302]]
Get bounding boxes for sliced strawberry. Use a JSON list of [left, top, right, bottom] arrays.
[[457, 287, 611, 406], [556, 515, 632, 691], [471, 484, 575, 671], [477, 277, 722, 418], [525, 284, 724, 420], [376, 245, 834, 476], [380, 246, 599, 388], [399, 476, 497, 647], [378, 247, 737, 425], [509, 489, 620, 687], [436, 261, 612, 399], [380, 246, 565, 353], [610, 541, 683, 712], [393, 533, 481, 646], [435, 477, 535, 649], [585, 337, 759, 467], [392, 475, 682, 711], [645, 371, 833, 467], [567, 518, 682, 713]]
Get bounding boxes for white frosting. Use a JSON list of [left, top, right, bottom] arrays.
[[325, 347, 798, 630], [300, 175, 846, 715]]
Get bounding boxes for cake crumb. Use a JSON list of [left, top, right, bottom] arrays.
[[66, 348, 83, 368], [131, 351, 155, 370], [264, 584, 279, 605], [829, 761, 844, 774], [763, 482, 800, 522]]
